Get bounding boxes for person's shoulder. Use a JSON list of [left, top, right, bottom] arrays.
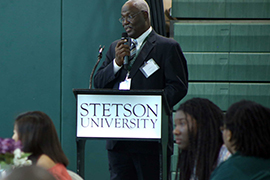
[[112, 39, 120, 45], [153, 32, 179, 45], [210, 161, 235, 180], [37, 154, 56, 170], [107, 39, 120, 51], [210, 154, 249, 180]]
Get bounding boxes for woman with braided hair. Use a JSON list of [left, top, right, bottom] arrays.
[[173, 98, 230, 180]]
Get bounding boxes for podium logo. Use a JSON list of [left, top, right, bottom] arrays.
[[79, 103, 159, 129]]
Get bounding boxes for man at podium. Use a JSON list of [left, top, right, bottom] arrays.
[[94, 0, 188, 179]]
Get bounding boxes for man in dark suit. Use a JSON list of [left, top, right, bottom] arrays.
[[94, 0, 188, 179]]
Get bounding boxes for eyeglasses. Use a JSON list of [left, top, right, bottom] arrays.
[[119, 11, 143, 23]]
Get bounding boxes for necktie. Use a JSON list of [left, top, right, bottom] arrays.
[[127, 40, 137, 71], [129, 40, 137, 61]]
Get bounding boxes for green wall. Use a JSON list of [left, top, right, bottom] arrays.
[[0, 0, 126, 179]]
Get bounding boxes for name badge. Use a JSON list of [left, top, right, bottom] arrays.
[[140, 58, 160, 78], [119, 73, 131, 90]]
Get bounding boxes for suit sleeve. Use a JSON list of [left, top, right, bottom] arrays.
[[163, 41, 188, 108], [94, 41, 120, 89]]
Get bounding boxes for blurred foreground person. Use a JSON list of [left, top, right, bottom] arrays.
[[12, 111, 72, 180], [3, 165, 56, 180]]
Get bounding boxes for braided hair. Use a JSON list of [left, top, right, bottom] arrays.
[[175, 98, 224, 180]]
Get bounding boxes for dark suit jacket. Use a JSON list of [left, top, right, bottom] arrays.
[[94, 30, 188, 154]]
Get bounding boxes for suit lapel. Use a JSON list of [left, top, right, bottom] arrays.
[[129, 31, 156, 78]]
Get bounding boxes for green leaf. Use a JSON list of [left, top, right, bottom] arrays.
[[20, 153, 31, 159]]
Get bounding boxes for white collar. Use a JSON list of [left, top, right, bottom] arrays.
[[133, 26, 152, 49]]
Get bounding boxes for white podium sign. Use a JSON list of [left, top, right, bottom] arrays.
[[76, 94, 162, 139]]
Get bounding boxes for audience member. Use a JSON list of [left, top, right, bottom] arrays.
[[3, 165, 56, 180], [12, 111, 72, 180], [173, 98, 230, 180], [210, 100, 270, 180]]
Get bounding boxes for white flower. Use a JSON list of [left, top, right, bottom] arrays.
[[13, 148, 22, 159], [12, 148, 32, 167]]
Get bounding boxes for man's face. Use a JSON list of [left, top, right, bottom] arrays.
[[121, 2, 148, 39]]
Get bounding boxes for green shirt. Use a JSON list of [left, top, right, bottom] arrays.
[[210, 152, 270, 180]]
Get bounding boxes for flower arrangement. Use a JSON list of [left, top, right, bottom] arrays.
[[0, 138, 32, 169]]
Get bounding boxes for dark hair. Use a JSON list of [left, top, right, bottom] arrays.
[[175, 98, 224, 180], [15, 111, 69, 166], [225, 100, 270, 158]]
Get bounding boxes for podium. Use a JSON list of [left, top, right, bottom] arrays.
[[73, 89, 172, 180]]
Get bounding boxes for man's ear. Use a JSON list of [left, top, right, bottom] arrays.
[[142, 11, 149, 20]]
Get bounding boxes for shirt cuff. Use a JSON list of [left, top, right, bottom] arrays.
[[113, 58, 122, 74]]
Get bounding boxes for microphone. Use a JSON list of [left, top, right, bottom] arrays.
[[121, 32, 130, 70]]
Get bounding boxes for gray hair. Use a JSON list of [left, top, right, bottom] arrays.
[[127, 0, 150, 19]]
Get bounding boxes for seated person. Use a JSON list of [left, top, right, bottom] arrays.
[[173, 98, 231, 180], [210, 100, 270, 180], [12, 111, 72, 180], [3, 165, 56, 180]]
